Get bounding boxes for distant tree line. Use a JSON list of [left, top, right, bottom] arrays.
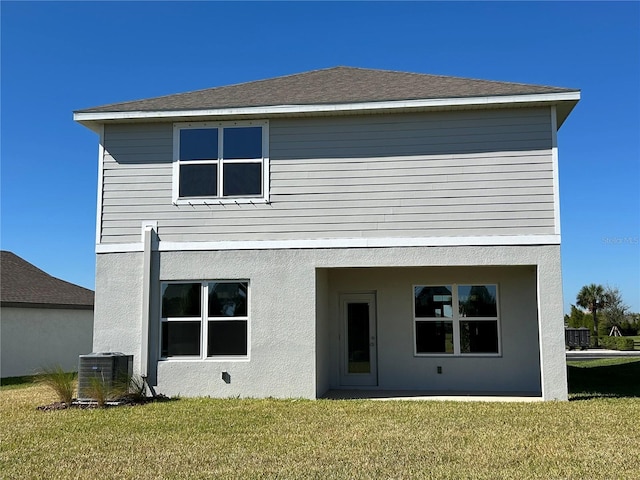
[[565, 285, 640, 342]]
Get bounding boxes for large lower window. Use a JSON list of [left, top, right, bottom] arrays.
[[173, 121, 268, 204], [414, 284, 499, 355], [161, 281, 249, 358]]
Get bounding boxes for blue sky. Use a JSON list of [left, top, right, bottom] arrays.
[[1, 1, 639, 313]]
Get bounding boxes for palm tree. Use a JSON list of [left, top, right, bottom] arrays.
[[576, 284, 609, 348]]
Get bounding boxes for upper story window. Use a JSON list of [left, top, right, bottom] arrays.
[[173, 121, 269, 204]]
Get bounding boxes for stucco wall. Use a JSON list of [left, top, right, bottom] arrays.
[[94, 244, 566, 400], [152, 249, 318, 398], [0, 307, 93, 378], [93, 252, 144, 373]]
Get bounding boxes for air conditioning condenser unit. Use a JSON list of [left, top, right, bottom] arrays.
[[77, 352, 133, 401]]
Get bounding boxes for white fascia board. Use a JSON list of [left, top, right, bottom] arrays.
[[96, 234, 560, 254], [74, 91, 581, 123]]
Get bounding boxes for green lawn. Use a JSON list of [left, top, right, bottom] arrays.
[[1, 360, 639, 479], [567, 357, 640, 398]]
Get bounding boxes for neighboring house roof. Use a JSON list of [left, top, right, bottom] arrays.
[[75, 66, 577, 113], [74, 66, 580, 129], [0, 251, 94, 310]]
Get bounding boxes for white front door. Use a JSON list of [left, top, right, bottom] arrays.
[[340, 293, 377, 386]]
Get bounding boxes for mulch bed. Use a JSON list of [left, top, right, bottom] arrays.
[[37, 394, 172, 411]]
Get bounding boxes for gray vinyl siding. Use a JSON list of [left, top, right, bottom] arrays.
[[100, 108, 555, 244]]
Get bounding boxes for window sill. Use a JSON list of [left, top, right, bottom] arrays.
[[172, 197, 269, 206], [159, 356, 250, 362]]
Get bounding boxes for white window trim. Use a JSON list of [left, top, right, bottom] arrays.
[[172, 120, 269, 205], [413, 283, 501, 357], [160, 280, 250, 361]]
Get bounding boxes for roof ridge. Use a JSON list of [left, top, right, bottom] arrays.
[[74, 66, 349, 113], [75, 66, 579, 115]]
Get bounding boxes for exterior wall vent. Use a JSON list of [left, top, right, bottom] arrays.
[[77, 352, 133, 401]]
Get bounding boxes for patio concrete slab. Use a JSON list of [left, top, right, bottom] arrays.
[[323, 390, 543, 402]]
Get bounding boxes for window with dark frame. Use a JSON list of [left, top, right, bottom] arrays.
[[414, 284, 499, 355], [161, 281, 249, 358]]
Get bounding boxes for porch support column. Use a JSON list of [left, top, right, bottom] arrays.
[[537, 246, 568, 400]]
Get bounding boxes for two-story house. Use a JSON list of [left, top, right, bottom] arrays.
[[74, 67, 580, 400]]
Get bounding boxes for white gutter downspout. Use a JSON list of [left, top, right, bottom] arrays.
[[140, 223, 156, 379]]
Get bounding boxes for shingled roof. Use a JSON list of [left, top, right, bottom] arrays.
[[75, 66, 578, 114], [0, 251, 94, 310]]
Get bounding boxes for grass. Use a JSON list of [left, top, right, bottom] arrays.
[[1, 360, 639, 479], [567, 357, 640, 398], [0, 376, 34, 389]]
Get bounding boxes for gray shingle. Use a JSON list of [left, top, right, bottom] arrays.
[[0, 251, 94, 310], [75, 66, 577, 114]]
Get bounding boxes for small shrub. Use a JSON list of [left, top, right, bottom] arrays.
[[84, 373, 146, 407], [85, 376, 117, 407], [36, 366, 76, 405], [599, 336, 635, 351]]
